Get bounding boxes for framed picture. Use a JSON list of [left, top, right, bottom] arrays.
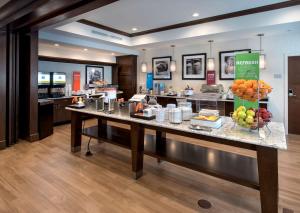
[[182, 53, 206, 80], [219, 49, 251, 80], [152, 56, 172, 80], [85, 65, 104, 87]]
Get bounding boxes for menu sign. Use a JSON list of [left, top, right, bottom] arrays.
[[234, 53, 260, 110], [207, 70, 215, 85], [38, 72, 50, 85], [53, 73, 66, 85]]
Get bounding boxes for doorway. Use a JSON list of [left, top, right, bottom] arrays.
[[288, 56, 300, 134]]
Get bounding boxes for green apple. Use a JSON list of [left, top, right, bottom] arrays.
[[245, 116, 254, 124], [246, 110, 255, 117], [238, 111, 247, 119], [237, 106, 246, 112]]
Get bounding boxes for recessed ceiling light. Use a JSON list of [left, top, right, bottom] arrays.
[[192, 13, 199, 17], [83, 48, 88, 51], [54, 43, 60, 47], [132, 27, 138, 31]]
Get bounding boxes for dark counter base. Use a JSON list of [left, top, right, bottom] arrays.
[[82, 125, 259, 190]]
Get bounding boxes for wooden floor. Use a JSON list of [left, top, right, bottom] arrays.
[[0, 120, 299, 213]]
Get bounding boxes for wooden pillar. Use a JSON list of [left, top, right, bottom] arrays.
[[156, 130, 166, 163], [257, 146, 278, 213], [18, 30, 39, 142], [98, 118, 107, 138], [0, 30, 7, 149], [131, 123, 144, 179], [71, 111, 82, 152]]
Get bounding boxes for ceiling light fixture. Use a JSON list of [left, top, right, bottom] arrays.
[[207, 40, 215, 71], [54, 43, 60, 47], [83, 48, 88, 51], [132, 27, 138, 31], [170, 45, 176, 72], [257, 33, 266, 70], [192, 12, 199, 17], [141, 49, 147, 73]]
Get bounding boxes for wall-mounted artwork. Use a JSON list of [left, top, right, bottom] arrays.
[[85, 65, 104, 87], [182, 53, 206, 80], [152, 56, 172, 80], [219, 49, 251, 80]]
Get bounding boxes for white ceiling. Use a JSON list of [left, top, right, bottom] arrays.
[[82, 0, 285, 33], [39, 39, 124, 56]]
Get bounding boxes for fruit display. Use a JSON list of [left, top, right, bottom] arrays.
[[230, 79, 272, 102], [232, 106, 272, 129]]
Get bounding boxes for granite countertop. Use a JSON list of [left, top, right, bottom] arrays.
[[38, 99, 54, 105], [66, 107, 286, 150], [47, 96, 73, 100]]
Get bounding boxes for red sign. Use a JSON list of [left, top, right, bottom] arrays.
[[73, 72, 81, 91], [207, 70, 215, 85]]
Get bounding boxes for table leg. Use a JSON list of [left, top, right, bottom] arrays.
[[257, 146, 278, 213], [98, 118, 107, 138], [71, 111, 82, 152], [131, 123, 144, 179], [156, 130, 166, 163]]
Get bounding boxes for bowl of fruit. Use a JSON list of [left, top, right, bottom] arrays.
[[231, 106, 272, 130], [230, 79, 272, 102]]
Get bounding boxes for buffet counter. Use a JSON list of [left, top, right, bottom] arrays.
[[66, 106, 286, 213]]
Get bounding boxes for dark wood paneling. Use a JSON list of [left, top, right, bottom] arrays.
[[77, 1, 300, 37], [257, 146, 278, 213], [38, 102, 53, 140], [0, 0, 49, 28], [38, 56, 116, 66], [288, 56, 300, 134], [10, 0, 118, 30], [0, 31, 7, 149], [130, 123, 144, 179], [78, 19, 131, 37], [71, 111, 82, 152], [53, 98, 73, 125], [116, 55, 137, 101], [18, 30, 39, 142]]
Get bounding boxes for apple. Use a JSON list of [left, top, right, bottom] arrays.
[[246, 109, 255, 117], [246, 116, 254, 124], [238, 111, 247, 119]]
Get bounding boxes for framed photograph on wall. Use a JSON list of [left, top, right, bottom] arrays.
[[152, 56, 172, 80], [182, 53, 206, 80], [219, 49, 251, 80], [85, 65, 104, 87]]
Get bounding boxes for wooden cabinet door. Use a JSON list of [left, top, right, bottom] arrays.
[[288, 56, 300, 134], [116, 56, 137, 101]]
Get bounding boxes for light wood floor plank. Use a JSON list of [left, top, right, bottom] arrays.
[[0, 119, 298, 212]]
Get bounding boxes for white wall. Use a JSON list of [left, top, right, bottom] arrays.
[[39, 42, 116, 63], [38, 61, 112, 90], [137, 32, 300, 123]]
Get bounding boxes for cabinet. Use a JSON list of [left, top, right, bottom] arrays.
[[38, 100, 53, 139], [53, 98, 73, 124]]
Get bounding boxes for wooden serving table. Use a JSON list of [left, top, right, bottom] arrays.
[[66, 107, 287, 213]]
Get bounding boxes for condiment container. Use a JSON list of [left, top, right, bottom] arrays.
[[156, 108, 165, 123], [179, 106, 193, 121], [168, 108, 182, 124]]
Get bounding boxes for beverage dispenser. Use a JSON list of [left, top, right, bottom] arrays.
[[38, 72, 50, 99], [50, 72, 66, 98]]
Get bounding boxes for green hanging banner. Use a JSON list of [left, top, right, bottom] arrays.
[[234, 53, 260, 110]]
